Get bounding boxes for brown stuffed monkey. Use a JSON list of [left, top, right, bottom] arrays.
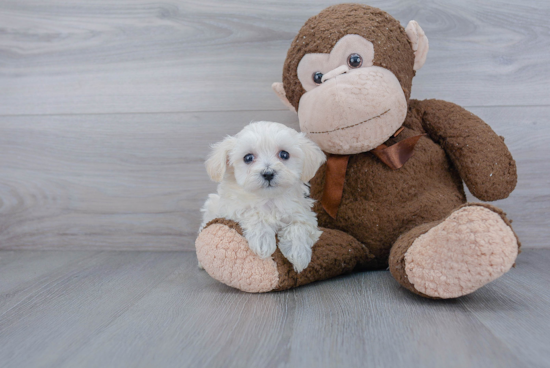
[[196, 4, 520, 298]]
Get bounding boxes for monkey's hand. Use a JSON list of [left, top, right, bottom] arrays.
[[416, 99, 517, 201]]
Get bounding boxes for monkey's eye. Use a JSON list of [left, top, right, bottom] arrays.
[[278, 150, 290, 160], [312, 72, 323, 85], [243, 154, 254, 164], [347, 53, 363, 68]]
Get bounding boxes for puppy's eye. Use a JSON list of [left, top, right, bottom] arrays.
[[243, 154, 254, 164], [347, 53, 362, 68], [312, 72, 323, 85], [278, 150, 290, 160]]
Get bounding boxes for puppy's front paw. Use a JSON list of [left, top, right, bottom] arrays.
[[246, 230, 277, 259], [279, 224, 321, 273], [279, 240, 312, 273]]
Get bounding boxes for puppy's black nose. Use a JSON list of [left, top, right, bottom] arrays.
[[262, 171, 275, 181]]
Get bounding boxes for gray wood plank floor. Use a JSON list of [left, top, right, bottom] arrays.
[[0, 249, 548, 368]]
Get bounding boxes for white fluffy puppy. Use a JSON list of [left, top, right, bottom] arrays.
[[200, 121, 326, 273]]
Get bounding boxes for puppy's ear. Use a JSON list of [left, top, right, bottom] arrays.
[[298, 134, 326, 182], [205, 136, 236, 182]]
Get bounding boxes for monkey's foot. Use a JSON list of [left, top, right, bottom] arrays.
[[390, 203, 520, 299], [196, 219, 279, 293], [195, 218, 374, 293]]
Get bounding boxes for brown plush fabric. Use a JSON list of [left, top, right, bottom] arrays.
[[273, 227, 375, 291], [282, 4, 415, 110], [204, 218, 244, 236], [417, 99, 518, 201], [308, 97, 518, 267], [310, 117, 467, 268]]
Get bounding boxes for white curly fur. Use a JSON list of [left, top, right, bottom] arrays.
[[200, 121, 326, 273]]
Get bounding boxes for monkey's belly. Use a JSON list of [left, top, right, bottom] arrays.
[[311, 136, 466, 266]]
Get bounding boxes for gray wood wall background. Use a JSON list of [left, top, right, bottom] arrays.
[[1, 0, 548, 250]]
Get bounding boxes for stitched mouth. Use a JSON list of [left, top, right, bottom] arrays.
[[307, 109, 391, 134]]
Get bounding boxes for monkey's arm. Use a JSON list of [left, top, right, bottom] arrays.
[[415, 99, 517, 201]]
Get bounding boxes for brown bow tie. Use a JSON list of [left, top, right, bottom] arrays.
[[321, 133, 426, 219]]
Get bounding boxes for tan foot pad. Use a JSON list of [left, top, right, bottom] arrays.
[[195, 224, 280, 293], [405, 206, 518, 298]]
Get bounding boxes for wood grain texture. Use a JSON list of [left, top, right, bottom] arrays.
[[460, 249, 550, 367], [0, 250, 98, 313], [1, 0, 549, 115], [0, 251, 183, 367], [0, 110, 299, 250], [0, 106, 547, 250], [0, 249, 548, 368]]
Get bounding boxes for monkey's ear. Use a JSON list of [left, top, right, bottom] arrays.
[[405, 20, 429, 71], [298, 133, 326, 182], [205, 136, 236, 182], [272, 82, 297, 113]]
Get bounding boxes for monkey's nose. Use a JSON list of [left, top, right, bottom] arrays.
[[262, 171, 275, 181], [321, 65, 349, 83]]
